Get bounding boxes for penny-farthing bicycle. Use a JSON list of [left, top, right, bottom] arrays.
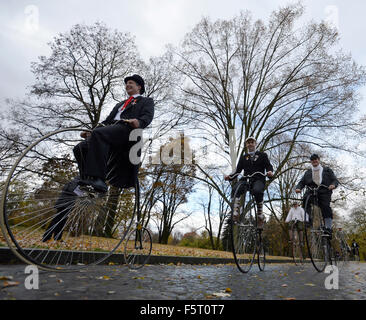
[[302, 184, 337, 272], [0, 127, 152, 271], [228, 172, 268, 273]]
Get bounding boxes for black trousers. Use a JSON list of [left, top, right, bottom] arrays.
[[73, 123, 132, 180], [303, 192, 333, 219], [231, 179, 265, 203], [42, 177, 80, 241]]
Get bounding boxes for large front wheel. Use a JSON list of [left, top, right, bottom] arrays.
[[0, 128, 137, 271], [230, 183, 257, 273]]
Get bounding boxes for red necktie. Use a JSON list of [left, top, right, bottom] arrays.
[[121, 96, 134, 111]]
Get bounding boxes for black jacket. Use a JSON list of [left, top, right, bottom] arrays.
[[103, 96, 154, 188], [230, 151, 274, 182], [102, 96, 154, 129], [296, 167, 339, 194]]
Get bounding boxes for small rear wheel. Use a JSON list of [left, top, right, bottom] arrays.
[[124, 225, 152, 269]]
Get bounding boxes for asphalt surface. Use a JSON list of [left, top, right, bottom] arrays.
[[0, 262, 365, 300]]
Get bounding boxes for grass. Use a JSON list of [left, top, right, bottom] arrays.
[[0, 228, 291, 260]]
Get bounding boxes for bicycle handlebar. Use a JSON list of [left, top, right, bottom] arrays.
[[306, 184, 330, 191], [228, 171, 267, 180]]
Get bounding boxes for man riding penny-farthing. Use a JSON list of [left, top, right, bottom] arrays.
[[0, 74, 154, 270]]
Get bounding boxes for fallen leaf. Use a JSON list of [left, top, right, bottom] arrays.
[[108, 291, 116, 294], [197, 275, 201, 279], [304, 283, 316, 287], [356, 289, 361, 292], [0, 276, 13, 280], [48, 275, 56, 278], [282, 284, 288, 287], [57, 279, 64, 283], [54, 293, 60, 296], [133, 276, 145, 280], [2, 281, 20, 289], [284, 297, 296, 300], [225, 288, 232, 293], [103, 276, 111, 280], [212, 292, 231, 297]]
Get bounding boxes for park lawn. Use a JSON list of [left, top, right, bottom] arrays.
[[0, 228, 290, 260]]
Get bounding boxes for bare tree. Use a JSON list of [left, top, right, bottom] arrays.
[[200, 181, 231, 250], [172, 3, 366, 203], [149, 136, 196, 244]]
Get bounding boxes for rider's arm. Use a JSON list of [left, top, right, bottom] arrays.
[[263, 152, 274, 173], [327, 168, 339, 189], [285, 209, 293, 223], [101, 102, 124, 125], [227, 156, 244, 180], [295, 172, 306, 191], [136, 97, 155, 129]]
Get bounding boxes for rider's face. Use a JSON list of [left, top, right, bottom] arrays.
[[246, 140, 256, 152], [310, 159, 320, 167], [125, 80, 141, 96]]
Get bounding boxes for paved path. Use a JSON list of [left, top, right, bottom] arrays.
[[0, 262, 365, 300]]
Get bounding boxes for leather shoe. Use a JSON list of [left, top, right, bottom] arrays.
[[79, 177, 108, 193]]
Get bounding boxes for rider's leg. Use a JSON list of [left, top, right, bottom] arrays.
[[289, 227, 293, 242], [252, 180, 265, 229], [318, 193, 333, 232], [302, 192, 312, 226], [73, 141, 89, 180], [84, 124, 131, 179], [42, 178, 80, 241], [231, 182, 246, 221]]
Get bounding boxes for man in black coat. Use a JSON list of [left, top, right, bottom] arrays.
[[224, 137, 274, 229], [42, 74, 154, 241], [295, 154, 339, 235], [74, 74, 154, 192]]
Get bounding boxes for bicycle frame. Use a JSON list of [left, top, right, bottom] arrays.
[[229, 171, 268, 273]]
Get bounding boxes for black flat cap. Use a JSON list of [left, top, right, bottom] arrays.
[[124, 74, 145, 94], [310, 154, 320, 160]]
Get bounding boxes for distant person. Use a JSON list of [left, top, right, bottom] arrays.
[[351, 239, 360, 257], [224, 137, 274, 229], [295, 154, 339, 236], [285, 202, 307, 243]]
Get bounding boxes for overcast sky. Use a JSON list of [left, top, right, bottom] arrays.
[[1, 0, 365, 233], [1, 0, 366, 110]]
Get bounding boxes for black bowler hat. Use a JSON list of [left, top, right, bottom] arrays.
[[310, 154, 320, 160], [124, 74, 145, 94]]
